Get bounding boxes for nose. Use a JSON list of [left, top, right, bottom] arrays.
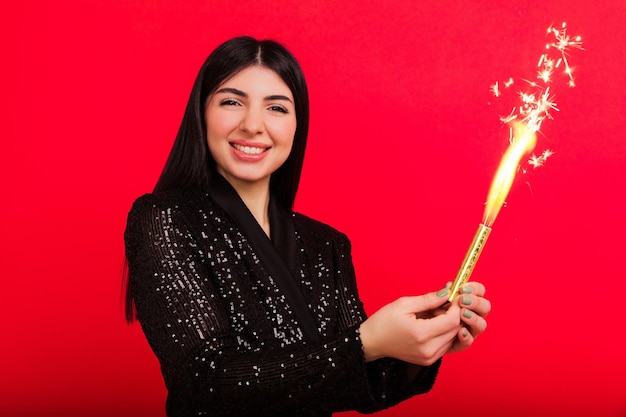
[[239, 107, 265, 134]]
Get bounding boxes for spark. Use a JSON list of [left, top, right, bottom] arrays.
[[544, 22, 583, 87], [491, 78, 515, 98], [519, 87, 559, 132], [537, 56, 556, 83], [490, 22, 582, 169], [491, 81, 501, 97], [528, 149, 555, 168], [499, 108, 517, 124]]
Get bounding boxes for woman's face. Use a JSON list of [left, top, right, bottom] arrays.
[[205, 65, 297, 188]]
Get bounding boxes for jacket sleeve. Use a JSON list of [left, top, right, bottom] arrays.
[[327, 232, 441, 414], [124, 195, 392, 416]]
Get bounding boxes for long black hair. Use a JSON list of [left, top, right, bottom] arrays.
[[124, 36, 310, 322]]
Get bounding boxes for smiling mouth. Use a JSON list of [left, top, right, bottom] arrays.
[[231, 143, 269, 155]]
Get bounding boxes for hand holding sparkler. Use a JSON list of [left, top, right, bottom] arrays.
[[359, 281, 490, 365]]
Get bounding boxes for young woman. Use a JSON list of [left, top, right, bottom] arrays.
[[124, 36, 491, 417]]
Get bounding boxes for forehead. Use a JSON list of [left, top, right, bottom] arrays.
[[218, 66, 293, 97]]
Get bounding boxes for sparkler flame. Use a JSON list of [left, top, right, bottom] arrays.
[[483, 121, 537, 227]]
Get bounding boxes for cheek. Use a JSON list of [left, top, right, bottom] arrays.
[[271, 119, 297, 146], [206, 112, 238, 142]]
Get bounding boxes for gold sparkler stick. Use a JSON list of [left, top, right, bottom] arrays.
[[447, 224, 491, 302]]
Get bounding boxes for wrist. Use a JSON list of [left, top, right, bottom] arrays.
[[358, 320, 383, 362]]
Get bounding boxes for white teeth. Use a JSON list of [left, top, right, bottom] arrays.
[[232, 143, 266, 155]]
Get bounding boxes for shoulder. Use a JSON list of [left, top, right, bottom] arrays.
[[292, 212, 351, 247], [127, 187, 210, 220], [125, 188, 213, 242]]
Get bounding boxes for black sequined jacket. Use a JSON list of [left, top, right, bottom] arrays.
[[124, 181, 440, 417]]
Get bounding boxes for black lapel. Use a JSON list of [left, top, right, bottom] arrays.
[[209, 174, 320, 342], [268, 194, 297, 276]]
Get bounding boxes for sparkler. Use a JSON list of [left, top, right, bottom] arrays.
[[447, 22, 582, 302]]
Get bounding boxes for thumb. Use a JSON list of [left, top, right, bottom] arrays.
[[409, 286, 451, 313]]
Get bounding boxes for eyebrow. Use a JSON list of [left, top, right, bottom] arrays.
[[215, 87, 293, 103]]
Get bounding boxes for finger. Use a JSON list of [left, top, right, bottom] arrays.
[[460, 308, 487, 336], [457, 294, 491, 317], [460, 282, 486, 297], [405, 286, 454, 313], [455, 326, 475, 350]]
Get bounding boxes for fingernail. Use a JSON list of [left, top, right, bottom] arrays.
[[461, 285, 473, 294], [461, 295, 472, 306], [462, 329, 469, 337], [463, 309, 473, 319], [436, 287, 450, 297]]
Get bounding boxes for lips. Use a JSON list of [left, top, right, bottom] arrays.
[[229, 141, 270, 161], [231, 143, 268, 155]]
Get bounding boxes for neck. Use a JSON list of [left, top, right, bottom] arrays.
[[221, 174, 271, 236]]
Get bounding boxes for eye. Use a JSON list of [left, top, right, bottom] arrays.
[[268, 105, 289, 114], [220, 99, 241, 107]]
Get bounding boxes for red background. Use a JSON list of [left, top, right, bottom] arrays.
[[2, 1, 625, 416]]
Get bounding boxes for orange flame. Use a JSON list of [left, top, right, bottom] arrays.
[[482, 121, 537, 227]]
